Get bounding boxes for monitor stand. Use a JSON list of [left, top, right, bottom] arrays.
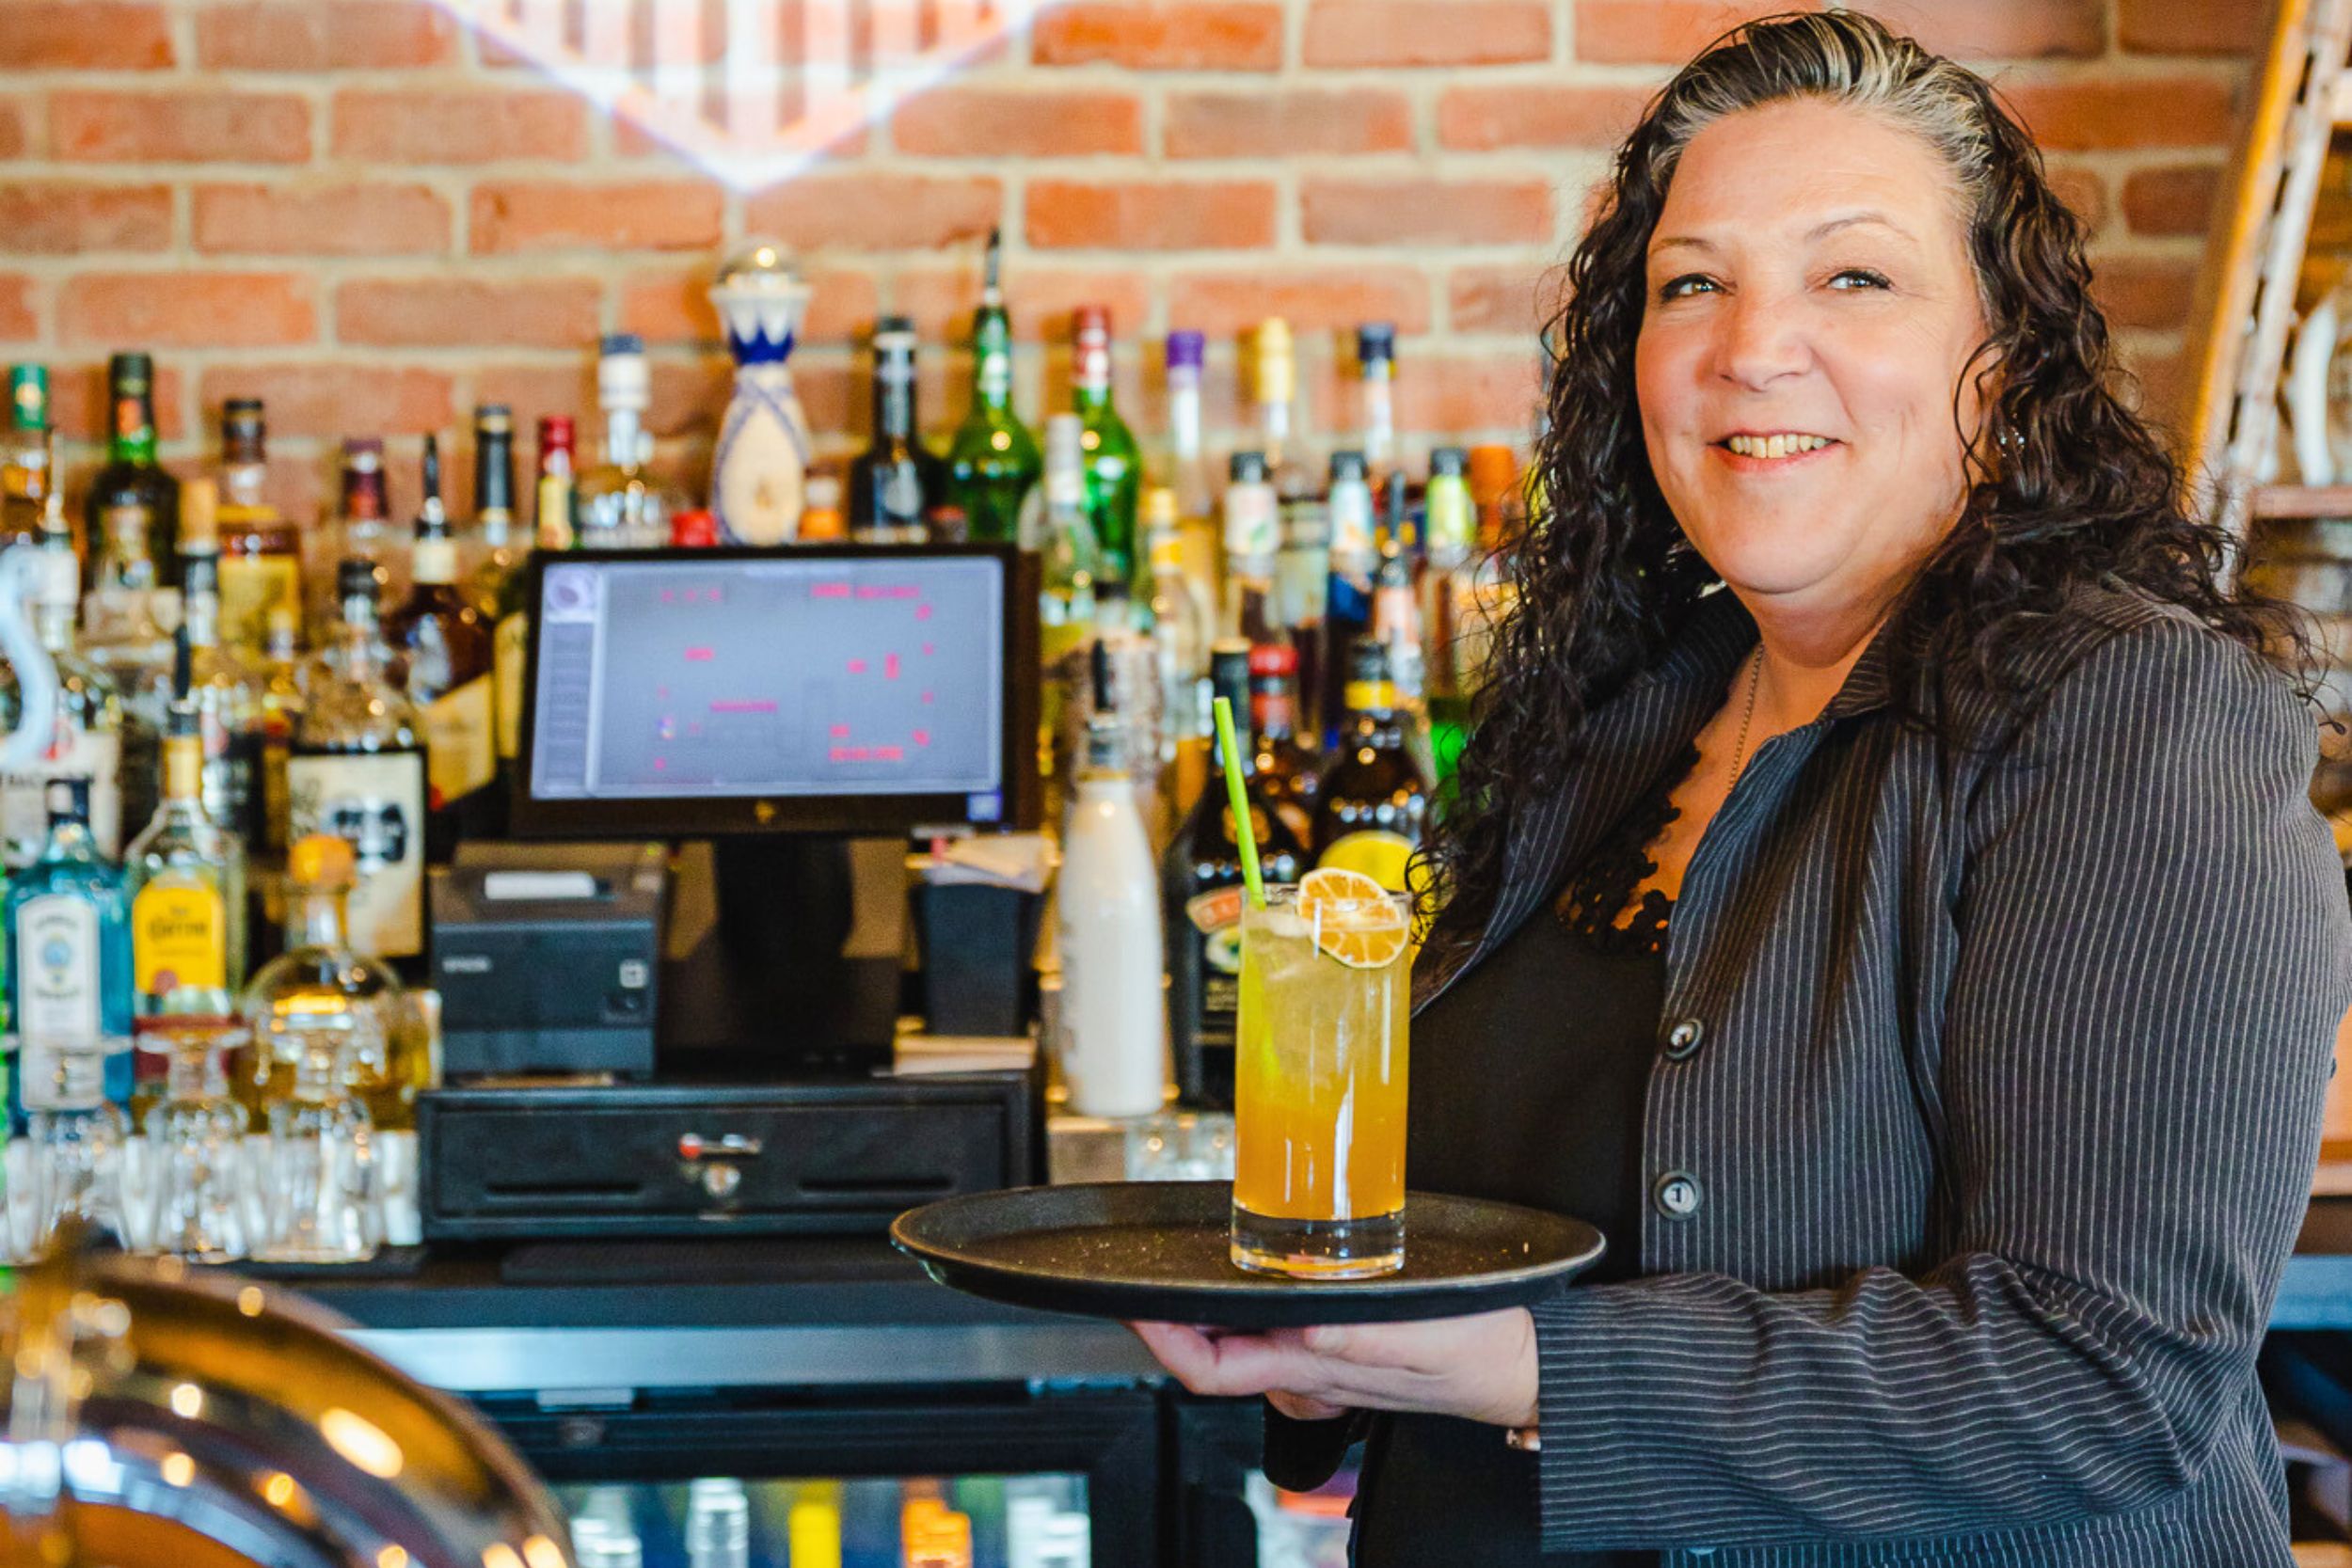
[[658, 835, 905, 1077]]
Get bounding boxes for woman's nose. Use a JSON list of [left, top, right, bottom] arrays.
[[1713, 293, 1809, 389]]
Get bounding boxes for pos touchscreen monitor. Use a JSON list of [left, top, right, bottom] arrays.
[[510, 544, 1041, 838]]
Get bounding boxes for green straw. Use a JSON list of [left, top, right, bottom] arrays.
[[1212, 694, 1266, 911]]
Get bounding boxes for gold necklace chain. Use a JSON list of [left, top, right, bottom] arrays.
[[1727, 645, 1764, 787]]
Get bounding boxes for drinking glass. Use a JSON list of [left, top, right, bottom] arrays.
[[18, 1036, 132, 1250], [139, 1019, 251, 1261], [1229, 881, 1411, 1278], [256, 1030, 379, 1264]]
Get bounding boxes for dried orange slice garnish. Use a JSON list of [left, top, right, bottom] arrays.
[[1298, 866, 1410, 969]]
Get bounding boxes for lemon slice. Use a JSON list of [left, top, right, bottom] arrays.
[[1298, 866, 1410, 969]]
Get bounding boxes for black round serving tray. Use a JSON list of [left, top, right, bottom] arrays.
[[892, 1180, 1605, 1330]]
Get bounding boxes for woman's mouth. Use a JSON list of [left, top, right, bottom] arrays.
[[1710, 432, 1841, 470]]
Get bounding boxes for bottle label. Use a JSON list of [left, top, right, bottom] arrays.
[[17, 892, 102, 1045], [424, 674, 497, 804], [3, 726, 121, 863], [1317, 829, 1415, 894], [1222, 484, 1279, 562], [15, 1037, 112, 1112], [133, 879, 227, 1000], [494, 610, 529, 762], [217, 553, 301, 656], [287, 749, 425, 958], [413, 536, 458, 585], [1183, 884, 1248, 1038]]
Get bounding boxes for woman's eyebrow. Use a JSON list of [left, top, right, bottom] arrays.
[[1649, 210, 1919, 261]]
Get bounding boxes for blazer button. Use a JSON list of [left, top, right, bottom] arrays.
[[1653, 1170, 1703, 1221], [1661, 1017, 1705, 1061]]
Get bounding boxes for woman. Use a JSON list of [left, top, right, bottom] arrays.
[[1134, 12, 2352, 1564]]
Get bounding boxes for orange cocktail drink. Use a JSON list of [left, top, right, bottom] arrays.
[[1230, 871, 1411, 1279]]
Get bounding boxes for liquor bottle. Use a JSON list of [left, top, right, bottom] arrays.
[[946, 230, 1042, 546], [1372, 531, 1426, 714], [463, 404, 523, 614], [8, 776, 136, 1119], [289, 560, 428, 968], [1072, 305, 1141, 591], [328, 436, 403, 625], [1421, 446, 1480, 775], [248, 603, 306, 963], [534, 414, 578, 549], [237, 832, 418, 1131], [2, 364, 51, 548], [1039, 413, 1101, 637], [1250, 318, 1312, 503], [1357, 323, 1398, 483], [82, 352, 179, 597], [1158, 330, 1221, 611], [382, 436, 496, 862], [1248, 641, 1320, 846], [1310, 638, 1430, 894], [1315, 450, 1376, 749], [1163, 641, 1307, 1109], [579, 334, 675, 549], [3, 517, 124, 868], [215, 398, 300, 659], [684, 1479, 752, 1568], [848, 316, 947, 545], [1217, 451, 1279, 642], [177, 502, 267, 847], [1056, 641, 1167, 1118], [799, 470, 846, 542], [1142, 487, 1212, 809], [128, 699, 247, 1020]]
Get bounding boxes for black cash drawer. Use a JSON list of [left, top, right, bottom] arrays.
[[418, 1073, 1040, 1240]]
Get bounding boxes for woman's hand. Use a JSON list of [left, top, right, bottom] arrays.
[[1128, 1307, 1539, 1429]]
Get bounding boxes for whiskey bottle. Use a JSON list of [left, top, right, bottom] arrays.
[[1217, 451, 1279, 643], [1356, 323, 1397, 483], [946, 230, 1041, 546], [382, 435, 496, 862], [463, 403, 524, 616], [1162, 640, 1307, 1109], [289, 560, 428, 968], [1248, 641, 1321, 846], [177, 512, 266, 847], [327, 436, 403, 626], [215, 398, 301, 659], [82, 352, 179, 597]]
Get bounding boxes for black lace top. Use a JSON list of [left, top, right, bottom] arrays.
[[1550, 742, 1700, 956]]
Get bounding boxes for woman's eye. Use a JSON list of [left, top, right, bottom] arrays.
[[1656, 274, 1716, 301], [1829, 268, 1892, 291]]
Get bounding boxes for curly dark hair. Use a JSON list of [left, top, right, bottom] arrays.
[[1416, 9, 2310, 964]]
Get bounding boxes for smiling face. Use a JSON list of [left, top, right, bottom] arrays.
[[1635, 98, 1993, 634]]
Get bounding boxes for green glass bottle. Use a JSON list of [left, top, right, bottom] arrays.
[[946, 230, 1041, 546], [1070, 304, 1141, 592], [83, 352, 180, 596]]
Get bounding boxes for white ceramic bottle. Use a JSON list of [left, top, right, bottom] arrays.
[[1056, 646, 1168, 1118]]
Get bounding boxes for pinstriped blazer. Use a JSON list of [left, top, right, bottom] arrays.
[[1415, 583, 2352, 1565]]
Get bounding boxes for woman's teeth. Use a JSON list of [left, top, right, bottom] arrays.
[[1723, 434, 1832, 459]]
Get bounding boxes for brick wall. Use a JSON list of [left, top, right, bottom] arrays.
[[0, 0, 2266, 519]]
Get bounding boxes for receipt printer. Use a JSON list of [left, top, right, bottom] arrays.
[[429, 842, 668, 1078]]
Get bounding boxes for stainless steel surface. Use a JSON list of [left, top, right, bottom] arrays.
[[344, 1322, 1164, 1395], [2, 1235, 577, 1568]]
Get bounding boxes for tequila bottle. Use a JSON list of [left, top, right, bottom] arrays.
[[128, 700, 247, 1021], [289, 561, 428, 968], [946, 230, 1042, 545]]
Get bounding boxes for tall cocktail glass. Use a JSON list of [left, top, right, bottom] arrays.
[[1230, 877, 1410, 1278]]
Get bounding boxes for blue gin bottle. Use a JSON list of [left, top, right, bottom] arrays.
[[7, 775, 135, 1126]]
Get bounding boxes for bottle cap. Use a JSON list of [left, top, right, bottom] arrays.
[[44, 775, 90, 828], [871, 316, 918, 355], [1140, 486, 1179, 530], [342, 436, 384, 470], [1165, 330, 1205, 371], [598, 336, 651, 411], [1229, 451, 1267, 484], [1468, 443, 1517, 504], [536, 414, 576, 452], [670, 508, 719, 547], [1073, 304, 1111, 340], [1330, 450, 1368, 483], [1358, 323, 1396, 362], [221, 398, 266, 455], [109, 352, 153, 389], [289, 832, 358, 888], [9, 366, 48, 431], [1431, 445, 1469, 478], [474, 403, 513, 435]]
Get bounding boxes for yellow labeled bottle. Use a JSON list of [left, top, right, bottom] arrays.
[[128, 700, 246, 1019]]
